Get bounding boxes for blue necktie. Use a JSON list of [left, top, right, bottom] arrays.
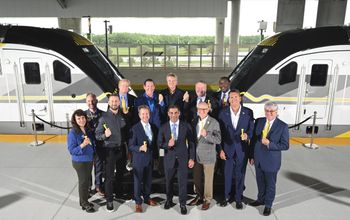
[[145, 124, 152, 142], [171, 123, 177, 140]]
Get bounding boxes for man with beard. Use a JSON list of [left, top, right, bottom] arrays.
[[95, 94, 126, 212]]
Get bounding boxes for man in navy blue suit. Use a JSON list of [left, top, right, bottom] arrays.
[[157, 105, 195, 215], [128, 105, 158, 213], [218, 89, 254, 209], [134, 79, 165, 129], [249, 101, 289, 216], [213, 77, 230, 112]]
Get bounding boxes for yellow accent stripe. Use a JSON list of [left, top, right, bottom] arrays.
[[0, 93, 109, 101], [1, 134, 350, 145], [336, 130, 350, 138], [2, 89, 350, 103], [0, 43, 6, 47]]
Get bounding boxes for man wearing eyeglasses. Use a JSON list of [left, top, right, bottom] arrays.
[[248, 101, 289, 216], [188, 102, 221, 210]]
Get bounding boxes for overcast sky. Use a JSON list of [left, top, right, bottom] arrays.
[[0, 0, 349, 36]]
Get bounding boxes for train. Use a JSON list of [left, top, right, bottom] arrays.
[[0, 25, 127, 134], [1, 25, 349, 137], [229, 26, 350, 137]]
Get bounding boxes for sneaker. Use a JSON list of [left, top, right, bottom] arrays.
[[106, 201, 114, 212]]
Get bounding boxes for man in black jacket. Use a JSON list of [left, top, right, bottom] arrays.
[[95, 94, 126, 213]]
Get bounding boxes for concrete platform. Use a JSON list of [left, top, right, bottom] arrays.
[[0, 141, 349, 220]]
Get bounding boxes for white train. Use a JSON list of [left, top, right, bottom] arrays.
[[0, 25, 127, 134], [229, 26, 350, 137]]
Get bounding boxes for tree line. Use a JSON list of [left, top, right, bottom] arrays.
[[91, 33, 261, 45]]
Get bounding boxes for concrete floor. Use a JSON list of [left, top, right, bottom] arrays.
[[0, 142, 349, 220]]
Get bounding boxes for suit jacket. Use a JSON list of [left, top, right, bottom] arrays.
[[251, 117, 289, 172], [160, 87, 188, 122], [213, 90, 230, 109], [186, 93, 218, 123], [120, 93, 136, 125], [192, 116, 221, 164], [218, 106, 254, 160], [134, 92, 165, 129], [157, 121, 195, 168], [128, 122, 158, 168]]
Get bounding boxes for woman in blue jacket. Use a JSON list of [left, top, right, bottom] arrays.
[[67, 109, 95, 213]]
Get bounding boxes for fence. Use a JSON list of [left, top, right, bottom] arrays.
[[94, 43, 256, 70]]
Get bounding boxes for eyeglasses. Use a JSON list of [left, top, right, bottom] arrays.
[[198, 108, 209, 111], [265, 110, 277, 113]]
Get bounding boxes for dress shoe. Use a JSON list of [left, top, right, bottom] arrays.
[[188, 196, 203, 206], [164, 200, 175, 209], [201, 201, 210, 210], [219, 199, 228, 207], [263, 207, 271, 216], [81, 203, 95, 213], [106, 201, 114, 212], [236, 202, 243, 210], [249, 200, 264, 207], [135, 204, 143, 213], [180, 205, 187, 215], [145, 199, 158, 206]]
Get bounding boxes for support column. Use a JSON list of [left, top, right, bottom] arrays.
[[58, 18, 82, 34], [215, 18, 225, 68], [229, 0, 240, 68], [316, 0, 347, 27]]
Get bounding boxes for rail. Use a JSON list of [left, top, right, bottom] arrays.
[[94, 43, 255, 69]]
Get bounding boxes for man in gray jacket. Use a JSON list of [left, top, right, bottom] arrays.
[[188, 101, 221, 210], [95, 94, 126, 213]]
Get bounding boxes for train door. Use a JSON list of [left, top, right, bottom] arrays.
[[18, 58, 51, 121], [297, 59, 333, 123]]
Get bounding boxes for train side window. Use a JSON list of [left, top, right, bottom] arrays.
[[310, 64, 328, 86], [24, 62, 41, 84], [53, 60, 71, 84], [279, 62, 297, 85]]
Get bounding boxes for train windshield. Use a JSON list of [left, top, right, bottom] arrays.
[[80, 45, 120, 83], [231, 46, 270, 78]]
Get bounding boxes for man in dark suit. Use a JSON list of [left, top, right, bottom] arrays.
[[85, 93, 105, 196], [128, 105, 158, 213], [118, 79, 136, 172], [160, 73, 189, 122], [249, 101, 289, 216], [134, 79, 165, 129], [218, 89, 254, 209], [213, 77, 230, 112], [186, 81, 218, 123], [157, 105, 195, 215]]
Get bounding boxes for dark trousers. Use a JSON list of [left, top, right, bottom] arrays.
[[104, 147, 123, 202], [255, 164, 277, 208], [94, 144, 105, 189], [133, 163, 152, 204], [72, 161, 93, 207], [164, 158, 188, 206], [224, 155, 246, 203]]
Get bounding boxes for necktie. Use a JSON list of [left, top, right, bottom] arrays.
[[171, 123, 177, 140], [222, 93, 227, 105], [121, 95, 127, 112], [262, 120, 270, 139], [145, 124, 152, 141]]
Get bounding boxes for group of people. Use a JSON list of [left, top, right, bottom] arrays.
[[67, 74, 289, 216]]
